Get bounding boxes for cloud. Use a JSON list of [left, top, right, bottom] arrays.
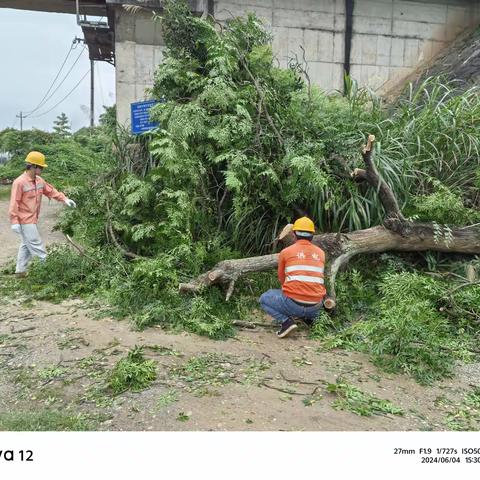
[[0, 8, 115, 132], [79, 104, 90, 116]]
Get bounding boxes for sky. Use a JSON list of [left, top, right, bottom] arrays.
[[0, 8, 115, 132]]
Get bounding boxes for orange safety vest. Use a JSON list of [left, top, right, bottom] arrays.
[[278, 239, 326, 304], [9, 172, 66, 224]]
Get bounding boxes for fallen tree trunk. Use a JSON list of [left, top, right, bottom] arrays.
[[179, 134, 480, 302], [179, 254, 278, 300], [179, 223, 480, 300]]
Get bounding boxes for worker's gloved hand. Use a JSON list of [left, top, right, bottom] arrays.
[[64, 198, 77, 208], [11, 224, 21, 234]]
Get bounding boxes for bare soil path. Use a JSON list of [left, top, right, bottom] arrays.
[[0, 187, 479, 431]]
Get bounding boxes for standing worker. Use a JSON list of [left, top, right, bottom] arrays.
[[9, 151, 76, 277], [259, 217, 326, 338]]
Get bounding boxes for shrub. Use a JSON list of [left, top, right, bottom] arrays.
[[108, 346, 157, 394]]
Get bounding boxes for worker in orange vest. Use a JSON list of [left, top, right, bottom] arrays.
[[259, 217, 326, 338], [9, 151, 76, 277]]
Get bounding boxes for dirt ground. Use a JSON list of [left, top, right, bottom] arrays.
[[1, 187, 479, 431]]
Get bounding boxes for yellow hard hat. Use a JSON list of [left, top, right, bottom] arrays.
[[292, 216, 315, 233], [25, 151, 48, 168]]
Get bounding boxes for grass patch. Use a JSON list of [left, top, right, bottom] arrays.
[[38, 365, 69, 381], [157, 390, 179, 408], [0, 410, 92, 431], [0, 186, 11, 200], [170, 353, 236, 394], [81, 386, 114, 409], [108, 346, 157, 394], [176, 411, 191, 422], [12, 367, 36, 400], [242, 358, 271, 384], [327, 379, 404, 417], [78, 355, 109, 379], [442, 387, 480, 431], [311, 262, 480, 385]]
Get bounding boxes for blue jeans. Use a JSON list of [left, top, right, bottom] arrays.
[[259, 289, 323, 325]]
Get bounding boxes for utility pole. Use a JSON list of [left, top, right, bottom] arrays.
[[73, 37, 94, 127], [90, 59, 94, 128], [16, 112, 24, 131]]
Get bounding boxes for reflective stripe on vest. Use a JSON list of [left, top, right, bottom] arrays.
[[22, 184, 44, 193], [285, 275, 325, 284], [285, 265, 324, 274], [284, 264, 324, 285]]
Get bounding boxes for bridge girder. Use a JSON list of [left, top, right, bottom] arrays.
[[0, 0, 106, 16]]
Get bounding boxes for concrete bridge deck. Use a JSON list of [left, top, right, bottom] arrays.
[[0, 0, 106, 15]]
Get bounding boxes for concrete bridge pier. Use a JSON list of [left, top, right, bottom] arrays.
[[111, 0, 480, 127], [114, 8, 166, 128]]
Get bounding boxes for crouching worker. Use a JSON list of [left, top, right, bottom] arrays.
[[259, 217, 326, 338], [9, 151, 76, 277]]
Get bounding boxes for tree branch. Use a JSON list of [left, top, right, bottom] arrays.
[[351, 134, 405, 222], [64, 234, 102, 266], [240, 58, 284, 149], [105, 199, 144, 260]]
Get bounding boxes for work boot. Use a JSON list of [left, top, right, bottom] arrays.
[[276, 318, 297, 338]]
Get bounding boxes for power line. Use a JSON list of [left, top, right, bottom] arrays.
[[25, 45, 85, 117], [28, 70, 90, 119], [23, 42, 74, 116], [24, 46, 87, 118]]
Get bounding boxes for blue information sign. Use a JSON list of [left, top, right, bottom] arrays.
[[131, 99, 160, 134]]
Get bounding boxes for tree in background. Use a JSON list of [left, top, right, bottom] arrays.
[[99, 105, 117, 132], [53, 113, 71, 137]]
